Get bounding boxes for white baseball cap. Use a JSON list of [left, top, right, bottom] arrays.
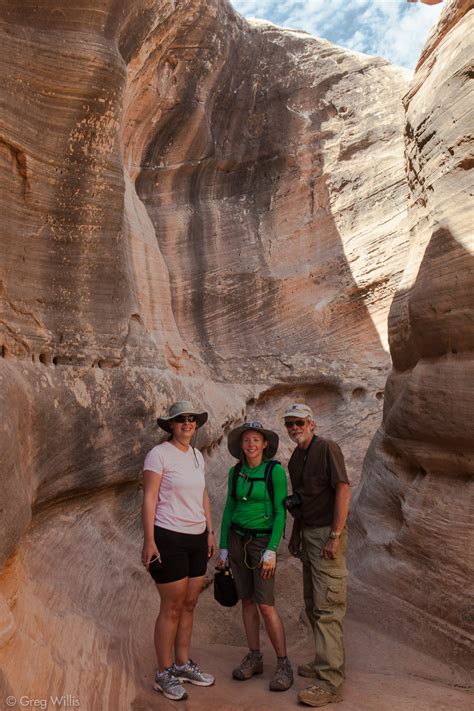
[[283, 403, 314, 420]]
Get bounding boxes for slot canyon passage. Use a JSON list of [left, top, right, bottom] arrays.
[[0, 0, 472, 709]]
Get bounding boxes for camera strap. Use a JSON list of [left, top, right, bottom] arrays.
[[295, 435, 317, 492]]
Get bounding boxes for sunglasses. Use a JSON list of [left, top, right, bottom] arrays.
[[244, 421, 263, 429], [284, 419, 307, 429], [173, 414, 197, 423]]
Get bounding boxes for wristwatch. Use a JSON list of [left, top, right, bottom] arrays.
[[329, 530, 340, 539]]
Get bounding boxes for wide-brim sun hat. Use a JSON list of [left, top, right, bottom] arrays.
[[227, 421, 279, 460], [157, 400, 208, 433]]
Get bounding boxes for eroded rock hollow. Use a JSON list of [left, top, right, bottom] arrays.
[[0, 0, 472, 705]]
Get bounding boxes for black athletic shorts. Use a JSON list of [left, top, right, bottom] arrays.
[[148, 526, 208, 584]]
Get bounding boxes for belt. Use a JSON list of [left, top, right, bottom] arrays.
[[230, 522, 272, 538]]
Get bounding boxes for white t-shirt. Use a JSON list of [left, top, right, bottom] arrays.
[[143, 441, 207, 535]]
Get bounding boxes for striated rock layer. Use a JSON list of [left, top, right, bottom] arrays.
[[350, 0, 474, 669], [3, 0, 470, 706], [0, 3, 408, 557], [127, 3, 412, 485]]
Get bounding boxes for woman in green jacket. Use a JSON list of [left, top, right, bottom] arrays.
[[217, 421, 293, 692]]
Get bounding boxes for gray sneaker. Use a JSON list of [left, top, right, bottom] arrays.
[[232, 651, 263, 680], [269, 657, 293, 691], [172, 659, 215, 686], [153, 667, 188, 700]]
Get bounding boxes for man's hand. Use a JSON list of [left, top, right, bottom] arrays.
[[321, 537, 340, 559]]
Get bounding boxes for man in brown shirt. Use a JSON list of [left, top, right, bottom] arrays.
[[284, 403, 351, 707]]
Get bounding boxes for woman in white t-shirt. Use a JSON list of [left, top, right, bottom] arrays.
[[142, 400, 215, 702]]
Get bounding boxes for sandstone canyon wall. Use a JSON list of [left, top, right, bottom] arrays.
[[0, 0, 471, 706], [0, 0, 409, 563], [350, 0, 473, 670]]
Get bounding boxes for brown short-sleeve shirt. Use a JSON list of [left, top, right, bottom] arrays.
[[288, 436, 349, 527]]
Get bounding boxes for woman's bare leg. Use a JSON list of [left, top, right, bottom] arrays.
[[155, 579, 188, 670], [258, 603, 286, 657], [174, 575, 205, 665], [242, 597, 260, 650]]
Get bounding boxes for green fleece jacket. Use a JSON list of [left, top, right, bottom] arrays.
[[219, 460, 287, 552]]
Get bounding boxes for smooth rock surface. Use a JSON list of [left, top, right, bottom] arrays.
[[350, 0, 474, 669]]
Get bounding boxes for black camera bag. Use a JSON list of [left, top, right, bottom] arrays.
[[214, 568, 239, 607]]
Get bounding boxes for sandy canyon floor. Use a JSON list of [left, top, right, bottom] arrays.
[[132, 599, 473, 710]]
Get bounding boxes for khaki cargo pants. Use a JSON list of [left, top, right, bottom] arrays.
[[302, 524, 348, 693]]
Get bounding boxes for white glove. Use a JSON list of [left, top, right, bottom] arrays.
[[261, 550, 276, 564], [219, 548, 229, 564]]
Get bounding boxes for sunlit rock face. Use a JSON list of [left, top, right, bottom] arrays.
[[350, 0, 474, 669], [0, 0, 414, 705], [130, 6, 411, 481]]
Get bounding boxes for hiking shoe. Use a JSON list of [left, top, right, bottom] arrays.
[[297, 660, 317, 678], [269, 657, 293, 691], [232, 651, 263, 680], [298, 684, 343, 707], [153, 668, 188, 701], [173, 658, 215, 686]]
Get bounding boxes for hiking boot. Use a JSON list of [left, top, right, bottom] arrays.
[[297, 660, 317, 678], [232, 651, 263, 680], [269, 657, 293, 691], [172, 658, 215, 686], [153, 667, 188, 701], [298, 684, 343, 707]]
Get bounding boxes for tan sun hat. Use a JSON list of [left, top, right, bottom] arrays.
[[157, 400, 208, 433], [283, 403, 314, 420], [227, 421, 279, 460]]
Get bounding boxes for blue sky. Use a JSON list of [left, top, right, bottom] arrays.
[[230, 0, 445, 70]]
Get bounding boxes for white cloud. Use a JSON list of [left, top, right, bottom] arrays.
[[346, 30, 367, 54], [368, 2, 444, 67], [230, 0, 445, 69]]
